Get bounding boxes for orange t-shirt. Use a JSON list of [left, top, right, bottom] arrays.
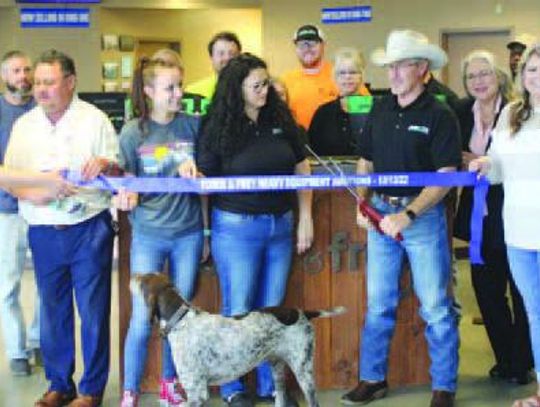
[[282, 61, 339, 130]]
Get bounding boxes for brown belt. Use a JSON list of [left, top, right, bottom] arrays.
[[53, 225, 70, 230]]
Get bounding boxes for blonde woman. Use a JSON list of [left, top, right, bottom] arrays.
[[308, 47, 370, 156], [470, 44, 540, 407], [454, 50, 533, 384]]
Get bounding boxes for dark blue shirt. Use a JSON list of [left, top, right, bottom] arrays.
[[0, 95, 36, 213]]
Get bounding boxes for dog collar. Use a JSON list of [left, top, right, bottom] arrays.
[[160, 304, 190, 337]]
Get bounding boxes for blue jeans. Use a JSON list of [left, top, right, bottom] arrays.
[[211, 208, 293, 400], [359, 196, 459, 392], [123, 229, 203, 392], [28, 211, 114, 395], [0, 213, 40, 360], [507, 246, 540, 380]]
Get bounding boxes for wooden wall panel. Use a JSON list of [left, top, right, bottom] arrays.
[[118, 190, 431, 393]]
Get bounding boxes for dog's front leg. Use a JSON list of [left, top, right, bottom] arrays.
[[178, 371, 209, 407], [183, 385, 208, 407]]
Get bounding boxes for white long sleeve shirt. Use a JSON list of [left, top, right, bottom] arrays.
[[488, 102, 540, 250]]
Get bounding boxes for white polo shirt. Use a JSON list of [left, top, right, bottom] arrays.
[[5, 96, 119, 226]]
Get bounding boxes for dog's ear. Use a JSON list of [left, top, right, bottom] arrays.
[[131, 273, 161, 323], [146, 291, 160, 323]]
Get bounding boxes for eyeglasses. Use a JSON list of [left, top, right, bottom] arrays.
[[296, 41, 319, 50], [387, 60, 419, 71], [465, 70, 494, 81], [336, 70, 361, 77], [243, 78, 270, 93]]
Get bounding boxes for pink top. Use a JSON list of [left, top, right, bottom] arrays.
[[469, 95, 502, 155]]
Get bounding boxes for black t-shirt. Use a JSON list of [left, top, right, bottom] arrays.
[[197, 116, 306, 214], [357, 90, 461, 196], [308, 98, 358, 156]]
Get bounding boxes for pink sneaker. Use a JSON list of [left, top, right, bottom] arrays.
[[159, 378, 187, 406], [120, 390, 139, 407]]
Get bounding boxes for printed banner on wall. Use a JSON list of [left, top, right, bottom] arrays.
[[321, 6, 372, 24], [20, 8, 90, 28]]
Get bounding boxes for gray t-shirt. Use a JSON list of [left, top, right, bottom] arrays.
[[119, 113, 202, 238], [0, 95, 36, 213]]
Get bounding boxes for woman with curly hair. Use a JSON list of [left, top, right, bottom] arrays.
[[470, 44, 540, 407], [197, 53, 313, 407]]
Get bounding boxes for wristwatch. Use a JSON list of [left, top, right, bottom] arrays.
[[405, 208, 417, 222]]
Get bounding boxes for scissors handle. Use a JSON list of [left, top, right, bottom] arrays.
[[358, 200, 404, 241]]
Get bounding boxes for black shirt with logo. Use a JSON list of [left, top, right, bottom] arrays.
[[197, 116, 306, 214], [357, 90, 461, 196], [308, 98, 358, 156]]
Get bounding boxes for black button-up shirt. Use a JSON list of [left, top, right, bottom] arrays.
[[358, 90, 461, 196]]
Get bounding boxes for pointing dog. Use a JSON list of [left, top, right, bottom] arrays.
[[131, 273, 346, 407]]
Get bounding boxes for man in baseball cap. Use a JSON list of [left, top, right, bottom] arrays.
[[282, 24, 338, 130], [507, 33, 537, 80]]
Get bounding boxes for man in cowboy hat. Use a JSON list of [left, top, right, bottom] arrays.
[[341, 30, 461, 407]]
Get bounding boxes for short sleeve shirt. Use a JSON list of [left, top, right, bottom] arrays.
[[5, 97, 119, 225], [282, 61, 339, 130], [357, 91, 461, 196], [0, 96, 36, 213], [197, 117, 306, 214], [119, 113, 202, 238]]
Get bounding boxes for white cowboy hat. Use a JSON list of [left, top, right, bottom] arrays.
[[371, 29, 448, 70]]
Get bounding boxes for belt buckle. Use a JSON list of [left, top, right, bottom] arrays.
[[53, 225, 69, 230], [387, 196, 401, 206]]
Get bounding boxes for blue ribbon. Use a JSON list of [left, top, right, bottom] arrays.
[[68, 171, 481, 193], [469, 178, 489, 265], [67, 170, 488, 265]]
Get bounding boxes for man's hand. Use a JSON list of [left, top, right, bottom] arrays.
[[380, 212, 411, 239], [23, 171, 78, 205], [81, 157, 109, 181], [112, 188, 138, 211], [356, 207, 373, 230]]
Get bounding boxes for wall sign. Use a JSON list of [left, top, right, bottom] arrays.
[[20, 8, 90, 28], [321, 5, 372, 24]]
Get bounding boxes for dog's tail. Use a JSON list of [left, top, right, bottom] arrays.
[[304, 306, 347, 320]]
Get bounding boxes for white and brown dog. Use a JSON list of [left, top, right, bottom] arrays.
[[131, 273, 346, 407]]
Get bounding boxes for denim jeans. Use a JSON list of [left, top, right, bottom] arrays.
[[123, 228, 203, 392], [359, 196, 459, 392], [506, 246, 540, 381], [211, 208, 294, 399], [0, 213, 40, 360], [29, 211, 114, 395]]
